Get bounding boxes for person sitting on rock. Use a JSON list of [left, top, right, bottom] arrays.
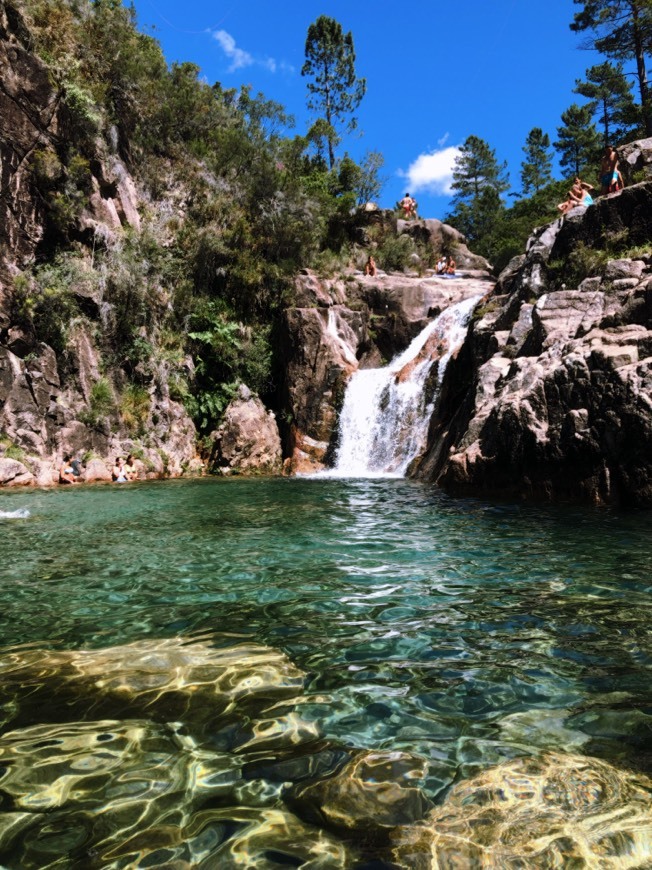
[[600, 145, 619, 195], [364, 255, 377, 276], [435, 255, 447, 275], [112, 457, 127, 483], [446, 256, 457, 275], [59, 454, 78, 485], [123, 453, 138, 481], [557, 179, 593, 214]]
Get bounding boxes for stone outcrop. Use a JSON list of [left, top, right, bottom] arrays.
[[398, 218, 491, 271], [416, 178, 652, 506], [281, 268, 493, 473], [211, 384, 282, 473]]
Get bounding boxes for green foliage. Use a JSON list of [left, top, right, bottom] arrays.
[[0, 433, 27, 464], [80, 377, 115, 427], [520, 128, 553, 195], [446, 136, 509, 251], [12, 256, 93, 356], [302, 15, 367, 168], [573, 61, 638, 144], [554, 103, 602, 178], [120, 384, 150, 435], [570, 0, 652, 137], [547, 242, 611, 288], [185, 301, 274, 432], [376, 234, 416, 273]]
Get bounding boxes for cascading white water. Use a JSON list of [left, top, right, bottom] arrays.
[[328, 294, 481, 478]]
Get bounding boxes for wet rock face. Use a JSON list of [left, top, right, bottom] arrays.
[[417, 175, 652, 506], [281, 269, 493, 473], [391, 752, 652, 868]]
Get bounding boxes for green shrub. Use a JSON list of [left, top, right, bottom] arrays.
[[376, 234, 416, 273], [120, 384, 151, 435], [80, 378, 115, 428]]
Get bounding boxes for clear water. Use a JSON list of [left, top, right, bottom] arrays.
[[0, 478, 651, 865]]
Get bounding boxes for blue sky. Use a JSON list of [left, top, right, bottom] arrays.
[[128, 0, 604, 218]]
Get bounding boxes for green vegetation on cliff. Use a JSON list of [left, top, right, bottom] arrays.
[[12, 0, 383, 435]]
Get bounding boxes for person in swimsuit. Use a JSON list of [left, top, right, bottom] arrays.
[[400, 193, 417, 220], [364, 255, 377, 276], [600, 146, 619, 195], [59, 454, 77, 484], [123, 454, 138, 481], [112, 457, 127, 483]]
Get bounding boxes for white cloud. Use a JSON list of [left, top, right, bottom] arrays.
[[400, 146, 461, 196], [212, 30, 291, 76], [437, 132, 450, 147], [213, 30, 254, 72]]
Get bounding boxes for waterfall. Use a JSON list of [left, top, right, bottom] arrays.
[[328, 295, 481, 478]]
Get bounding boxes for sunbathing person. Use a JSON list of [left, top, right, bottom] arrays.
[[446, 256, 456, 275]]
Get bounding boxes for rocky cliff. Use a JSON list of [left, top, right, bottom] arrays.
[[280, 265, 493, 473], [415, 161, 652, 507]]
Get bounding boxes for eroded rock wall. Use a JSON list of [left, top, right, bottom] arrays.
[[417, 181, 652, 506]]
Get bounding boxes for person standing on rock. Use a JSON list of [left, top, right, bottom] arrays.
[[400, 193, 417, 220], [600, 145, 619, 195]]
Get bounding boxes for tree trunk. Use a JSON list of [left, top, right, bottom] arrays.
[[631, 3, 652, 136]]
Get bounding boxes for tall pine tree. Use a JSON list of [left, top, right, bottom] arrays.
[[571, 0, 652, 136], [520, 128, 553, 195], [554, 104, 602, 177], [574, 61, 638, 144], [446, 135, 509, 253], [301, 16, 367, 169]]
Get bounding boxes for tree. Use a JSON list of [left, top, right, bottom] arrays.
[[520, 128, 553, 195], [570, 0, 652, 136], [301, 15, 367, 169], [554, 104, 602, 177], [446, 135, 509, 252], [574, 61, 638, 144]]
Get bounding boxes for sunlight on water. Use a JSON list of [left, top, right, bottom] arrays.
[[0, 478, 651, 866]]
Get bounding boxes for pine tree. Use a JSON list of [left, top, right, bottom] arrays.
[[570, 0, 652, 136], [574, 61, 638, 144], [554, 104, 602, 177], [301, 16, 367, 169], [447, 135, 509, 249], [520, 128, 553, 195]]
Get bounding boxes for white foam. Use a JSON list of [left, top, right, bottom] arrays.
[[328, 295, 481, 478], [0, 508, 31, 519]]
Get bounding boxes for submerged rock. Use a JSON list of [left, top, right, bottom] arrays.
[[391, 752, 652, 868], [0, 717, 357, 868], [287, 749, 432, 834], [0, 637, 306, 733]]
